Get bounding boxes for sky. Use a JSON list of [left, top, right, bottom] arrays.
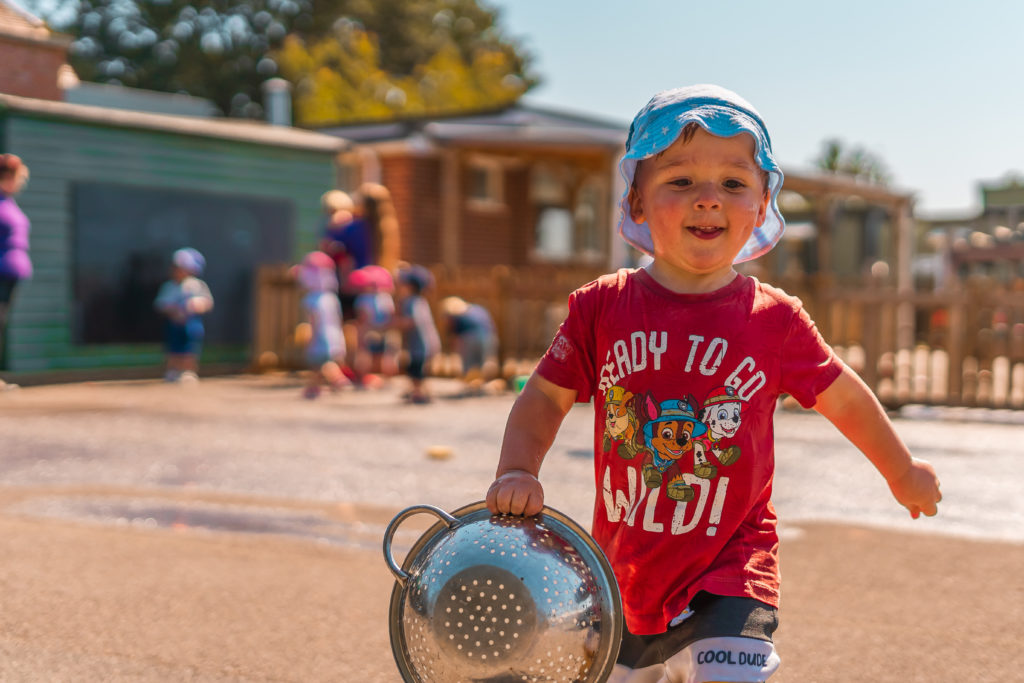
[[489, 0, 1024, 218]]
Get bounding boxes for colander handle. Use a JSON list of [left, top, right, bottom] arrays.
[[383, 504, 459, 585]]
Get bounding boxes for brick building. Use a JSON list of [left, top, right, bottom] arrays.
[[0, 0, 70, 101], [319, 106, 629, 272]]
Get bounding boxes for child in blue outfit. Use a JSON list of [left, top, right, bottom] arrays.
[[486, 85, 942, 682], [153, 247, 213, 383], [394, 264, 441, 404]]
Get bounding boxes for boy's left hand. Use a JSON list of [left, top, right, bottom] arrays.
[[887, 458, 942, 519]]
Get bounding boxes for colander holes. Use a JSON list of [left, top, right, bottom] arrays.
[[499, 584, 505, 590]]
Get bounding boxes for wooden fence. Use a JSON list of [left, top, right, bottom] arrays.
[[251, 263, 605, 376], [253, 265, 1024, 409]]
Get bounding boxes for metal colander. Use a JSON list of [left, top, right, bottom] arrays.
[[383, 502, 622, 682]]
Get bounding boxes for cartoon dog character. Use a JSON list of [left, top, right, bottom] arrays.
[[639, 394, 708, 501], [602, 385, 642, 459], [694, 386, 745, 478]]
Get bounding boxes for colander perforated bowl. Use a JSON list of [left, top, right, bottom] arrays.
[[383, 502, 622, 682]]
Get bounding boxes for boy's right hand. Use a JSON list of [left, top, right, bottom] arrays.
[[486, 470, 544, 517], [887, 457, 942, 519]]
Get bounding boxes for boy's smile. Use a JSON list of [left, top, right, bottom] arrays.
[[628, 126, 770, 292]]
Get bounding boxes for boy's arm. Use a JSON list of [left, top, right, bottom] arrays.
[[813, 363, 942, 518], [486, 373, 577, 516]]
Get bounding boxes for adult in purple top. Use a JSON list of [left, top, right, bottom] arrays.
[[0, 154, 30, 371]]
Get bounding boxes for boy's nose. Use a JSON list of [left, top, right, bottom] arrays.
[[694, 184, 721, 210]]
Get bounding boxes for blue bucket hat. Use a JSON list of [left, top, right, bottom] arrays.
[[172, 247, 206, 276], [617, 84, 785, 264]]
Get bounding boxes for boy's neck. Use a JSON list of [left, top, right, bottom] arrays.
[[643, 262, 739, 294]]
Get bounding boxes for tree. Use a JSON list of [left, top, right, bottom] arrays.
[[22, 0, 536, 122], [25, 0, 316, 117], [814, 138, 891, 186], [276, 9, 533, 126]]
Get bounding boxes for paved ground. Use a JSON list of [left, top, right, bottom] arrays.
[[0, 374, 1021, 681]]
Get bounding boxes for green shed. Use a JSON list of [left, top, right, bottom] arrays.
[[0, 93, 347, 380]]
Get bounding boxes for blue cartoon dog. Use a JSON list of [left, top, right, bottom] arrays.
[[639, 394, 708, 502]]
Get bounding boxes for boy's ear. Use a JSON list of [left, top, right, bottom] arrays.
[[627, 184, 646, 224], [756, 188, 769, 227]]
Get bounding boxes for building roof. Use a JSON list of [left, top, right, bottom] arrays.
[[0, 92, 349, 153], [0, 0, 71, 47], [316, 103, 627, 149]]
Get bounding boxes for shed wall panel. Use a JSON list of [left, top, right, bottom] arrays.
[[3, 112, 337, 374]]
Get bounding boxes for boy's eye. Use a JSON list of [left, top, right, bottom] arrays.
[[669, 178, 692, 187], [723, 179, 747, 189]]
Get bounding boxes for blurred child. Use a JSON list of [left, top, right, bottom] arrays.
[[294, 251, 349, 399], [348, 264, 398, 386], [441, 295, 499, 394], [318, 189, 362, 317], [153, 247, 213, 383], [394, 264, 441, 404]]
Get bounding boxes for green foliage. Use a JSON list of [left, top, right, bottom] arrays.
[[815, 138, 891, 186], [23, 0, 536, 122]]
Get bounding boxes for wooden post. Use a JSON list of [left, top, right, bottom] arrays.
[[440, 149, 461, 269], [894, 199, 915, 353]]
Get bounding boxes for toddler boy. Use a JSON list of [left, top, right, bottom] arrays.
[[486, 84, 941, 682]]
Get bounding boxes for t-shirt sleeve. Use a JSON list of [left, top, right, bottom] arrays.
[[535, 286, 598, 403], [779, 303, 844, 408]]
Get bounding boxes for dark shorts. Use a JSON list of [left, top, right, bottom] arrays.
[[617, 592, 778, 669], [164, 319, 204, 355]]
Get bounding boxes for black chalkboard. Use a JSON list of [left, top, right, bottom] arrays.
[[72, 182, 294, 345]]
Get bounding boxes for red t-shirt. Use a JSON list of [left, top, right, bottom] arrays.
[[536, 269, 843, 634]]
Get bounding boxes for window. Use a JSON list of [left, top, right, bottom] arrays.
[[466, 156, 504, 208], [530, 165, 607, 264]]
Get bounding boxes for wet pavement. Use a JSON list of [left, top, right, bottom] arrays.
[[0, 373, 1021, 546]]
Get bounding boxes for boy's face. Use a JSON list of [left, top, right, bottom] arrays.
[[628, 127, 769, 286]]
